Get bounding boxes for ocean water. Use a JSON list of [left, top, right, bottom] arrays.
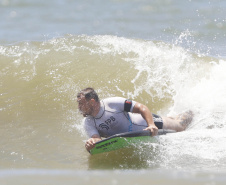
[[1, 0, 226, 184]]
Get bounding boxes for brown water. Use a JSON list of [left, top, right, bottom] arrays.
[[1, 34, 226, 184]]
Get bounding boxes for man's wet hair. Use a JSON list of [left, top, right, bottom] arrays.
[[77, 87, 100, 102]]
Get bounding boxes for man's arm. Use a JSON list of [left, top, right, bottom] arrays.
[[132, 102, 158, 136], [85, 134, 101, 151]]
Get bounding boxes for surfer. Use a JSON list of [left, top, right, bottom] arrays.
[[77, 87, 193, 151]]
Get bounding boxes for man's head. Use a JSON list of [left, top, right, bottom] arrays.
[[77, 88, 100, 117]]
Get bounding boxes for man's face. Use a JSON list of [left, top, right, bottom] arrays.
[[77, 95, 93, 116]]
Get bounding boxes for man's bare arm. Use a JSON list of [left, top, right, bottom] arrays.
[[132, 102, 158, 136]]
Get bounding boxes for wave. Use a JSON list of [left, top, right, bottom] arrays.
[[1, 34, 225, 125], [1, 34, 226, 170]]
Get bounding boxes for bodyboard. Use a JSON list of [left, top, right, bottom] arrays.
[[90, 129, 175, 155]]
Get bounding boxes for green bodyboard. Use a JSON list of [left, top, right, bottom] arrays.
[[90, 129, 174, 155]]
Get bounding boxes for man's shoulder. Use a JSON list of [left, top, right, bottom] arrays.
[[84, 116, 94, 124], [103, 97, 136, 113], [102, 97, 127, 111], [103, 97, 126, 103]]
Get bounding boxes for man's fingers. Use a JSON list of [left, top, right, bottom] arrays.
[[153, 127, 158, 136], [85, 139, 95, 149], [144, 126, 158, 136], [85, 140, 95, 151]]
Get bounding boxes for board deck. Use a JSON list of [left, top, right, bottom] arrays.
[[89, 129, 175, 155]]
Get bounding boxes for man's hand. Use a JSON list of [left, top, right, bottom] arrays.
[[85, 136, 101, 151], [144, 125, 158, 136]]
